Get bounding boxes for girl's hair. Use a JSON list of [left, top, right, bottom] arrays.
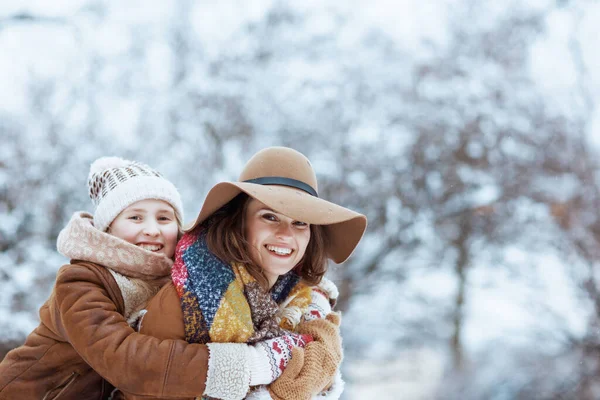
[[202, 193, 329, 290], [174, 213, 184, 241]]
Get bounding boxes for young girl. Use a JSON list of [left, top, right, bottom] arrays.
[[0, 157, 310, 400], [124, 147, 368, 400]]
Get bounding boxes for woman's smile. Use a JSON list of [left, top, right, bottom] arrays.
[[245, 198, 311, 288], [265, 244, 294, 256]]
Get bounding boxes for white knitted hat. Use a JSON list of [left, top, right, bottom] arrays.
[[88, 157, 184, 232]]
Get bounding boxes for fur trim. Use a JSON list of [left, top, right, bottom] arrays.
[[205, 342, 251, 399], [132, 309, 147, 331]]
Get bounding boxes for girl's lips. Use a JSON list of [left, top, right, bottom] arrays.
[[137, 243, 164, 252]]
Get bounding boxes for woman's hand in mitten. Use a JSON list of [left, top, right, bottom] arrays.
[[268, 313, 342, 400], [204, 333, 312, 399], [247, 332, 313, 385]]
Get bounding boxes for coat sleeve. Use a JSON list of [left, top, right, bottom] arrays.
[[137, 282, 186, 340], [52, 264, 209, 398]]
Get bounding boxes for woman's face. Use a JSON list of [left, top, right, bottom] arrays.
[[244, 198, 311, 288], [108, 199, 179, 259]]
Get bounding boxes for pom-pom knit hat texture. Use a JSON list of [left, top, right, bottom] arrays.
[[88, 156, 184, 232]]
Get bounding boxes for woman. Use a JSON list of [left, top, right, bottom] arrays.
[[124, 146, 368, 399]]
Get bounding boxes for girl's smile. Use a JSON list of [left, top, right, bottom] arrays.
[[108, 199, 179, 259]]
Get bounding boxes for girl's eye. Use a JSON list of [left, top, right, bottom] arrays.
[[128, 216, 141, 221], [293, 221, 308, 227], [158, 216, 172, 221]]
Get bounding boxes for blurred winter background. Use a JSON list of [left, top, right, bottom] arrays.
[[1, 0, 600, 398]]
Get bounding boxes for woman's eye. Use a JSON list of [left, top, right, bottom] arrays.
[[293, 221, 308, 227], [262, 213, 278, 222], [128, 216, 141, 221], [158, 216, 172, 221]]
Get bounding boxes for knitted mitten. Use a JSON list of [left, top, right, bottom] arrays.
[[302, 277, 339, 322], [302, 288, 332, 322], [268, 313, 343, 400], [248, 333, 313, 385], [205, 333, 312, 399]]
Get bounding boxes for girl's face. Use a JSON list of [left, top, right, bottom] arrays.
[[244, 198, 311, 288], [108, 199, 179, 259]]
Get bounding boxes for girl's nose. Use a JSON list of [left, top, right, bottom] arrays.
[[143, 221, 160, 236]]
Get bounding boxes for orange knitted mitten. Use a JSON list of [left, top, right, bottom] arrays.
[[268, 313, 342, 400]]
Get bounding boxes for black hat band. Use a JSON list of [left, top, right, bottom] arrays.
[[243, 177, 318, 197]]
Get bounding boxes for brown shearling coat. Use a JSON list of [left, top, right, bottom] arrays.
[[0, 261, 210, 400], [121, 282, 191, 400]]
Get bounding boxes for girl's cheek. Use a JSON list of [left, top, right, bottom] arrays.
[[165, 225, 179, 243]]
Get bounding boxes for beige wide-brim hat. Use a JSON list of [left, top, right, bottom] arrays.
[[185, 146, 368, 264]]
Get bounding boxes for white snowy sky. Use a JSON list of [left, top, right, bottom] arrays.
[[2, 0, 599, 133]]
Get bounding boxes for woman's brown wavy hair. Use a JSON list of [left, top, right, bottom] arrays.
[[202, 193, 329, 290]]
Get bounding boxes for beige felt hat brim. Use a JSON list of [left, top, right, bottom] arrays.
[[184, 181, 367, 264]]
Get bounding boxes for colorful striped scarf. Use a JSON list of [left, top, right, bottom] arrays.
[[171, 228, 313, 344]]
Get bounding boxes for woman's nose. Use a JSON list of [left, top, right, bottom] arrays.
[[275, 222, 293, 238]]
